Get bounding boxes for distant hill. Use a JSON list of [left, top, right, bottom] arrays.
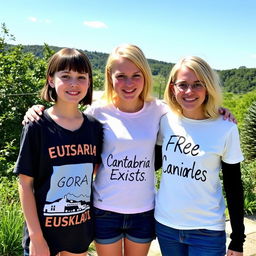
[[17, 44, 256, 94], [19, 44, 174, 77]]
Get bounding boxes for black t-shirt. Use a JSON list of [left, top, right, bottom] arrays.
[[14, 111, 103, 255]]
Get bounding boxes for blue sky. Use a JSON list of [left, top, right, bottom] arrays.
[[1, 0, 256, 70]]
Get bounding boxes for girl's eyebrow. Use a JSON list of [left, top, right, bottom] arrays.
[[115, 70, 142, 75], [175, 79, 201, 83], [60, 70, 87, 74]]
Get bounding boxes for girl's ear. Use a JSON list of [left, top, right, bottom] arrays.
[[169, 82, 175, 93], [48, 76, 55, 88]]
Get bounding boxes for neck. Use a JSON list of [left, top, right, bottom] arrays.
[[113, 98, 144, 113], [182, 110, 207, 120], [47, 104, 83, 131], [50, 102, 81, 118]]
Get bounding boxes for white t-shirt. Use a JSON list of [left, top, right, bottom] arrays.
[[85, 99, 168, 214], [155, 110, 244, 231]]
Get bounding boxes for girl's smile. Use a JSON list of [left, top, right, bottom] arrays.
[[111, 57, 144, 112]]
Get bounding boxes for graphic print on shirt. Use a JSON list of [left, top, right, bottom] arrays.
[[43, 163, 93, 216], [162, 134, 207, 182]]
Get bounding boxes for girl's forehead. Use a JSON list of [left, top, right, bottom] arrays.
[[176, 66, 198, 80], [111, 58, 141, 73]]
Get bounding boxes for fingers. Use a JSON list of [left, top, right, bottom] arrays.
[[34, 105, 44, 115], [219, 107, 237, 124], [226, 249, 243, 256], [22, 105, 45, 125]]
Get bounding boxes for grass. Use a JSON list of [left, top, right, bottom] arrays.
[[0, 176, 23, 256]]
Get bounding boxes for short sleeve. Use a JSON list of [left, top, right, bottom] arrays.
[[222, 125, 244, 164], [14, 123, 39, 177]]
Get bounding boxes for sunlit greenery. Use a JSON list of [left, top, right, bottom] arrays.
[[1, 23, 255, 255]]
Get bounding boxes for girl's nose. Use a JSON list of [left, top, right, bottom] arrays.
[[125, 77, 133, 86], [70, 78, 78, 86], [185, 86, 193, 93]]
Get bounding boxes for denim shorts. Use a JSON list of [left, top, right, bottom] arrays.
[[23, 248, 29, 256], [93, 207, 155, 244], [155, 221, 226, 256]]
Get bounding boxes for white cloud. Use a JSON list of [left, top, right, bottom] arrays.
[[250, 54, 256, 59], [83, 21, 107, 29], [28, 17, 37, 22], [27, 17, 52, 24]]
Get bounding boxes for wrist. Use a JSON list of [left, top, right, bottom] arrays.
[[29, 231, 45, 242]]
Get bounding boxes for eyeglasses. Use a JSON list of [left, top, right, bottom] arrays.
[[174, 82, 206, 92]]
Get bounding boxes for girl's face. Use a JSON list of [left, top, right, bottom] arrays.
[[49, 70, 89, 105], [110, 57, 144, 111], [172, 66, 207, 119]]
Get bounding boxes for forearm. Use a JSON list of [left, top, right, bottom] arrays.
[[222, 161, 245, 252]]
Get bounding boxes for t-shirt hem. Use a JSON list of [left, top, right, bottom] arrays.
[[93, 202, 154, 214], [155, 216, 225, 231]]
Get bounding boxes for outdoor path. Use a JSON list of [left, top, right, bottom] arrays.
[[148, 215, 256, 256]]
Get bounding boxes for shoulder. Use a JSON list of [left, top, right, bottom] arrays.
[[23, 111, 49, 132], [144, 99, 169, 115], [160, 108, 177, 121], [85, 101, 111, 115], [147, 98, 167, 108], [212, 116, 239, 131], [83, 113, 103, 134], [84, 113, 102, 125]]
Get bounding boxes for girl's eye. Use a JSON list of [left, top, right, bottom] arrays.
[[61, 75, 70, 80], [78, 76, 86, 80], [178, 83, 188, 90], [133, 74, 141, 79], [116, 75, 125, 79]]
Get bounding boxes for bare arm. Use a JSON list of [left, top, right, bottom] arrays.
[[18, 174, 50, 256], [22, 105, 45, 125]]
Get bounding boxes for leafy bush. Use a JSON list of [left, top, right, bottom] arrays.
[[0, 176, 23, 256], [241, 101, 256, 161], [241, 160, 256, 215], [0, 24, 47, 177], [223, 90, 256, 127]]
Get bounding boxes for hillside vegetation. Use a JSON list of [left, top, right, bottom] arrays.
[[0, 23, 256, 256], [19, 44, 256, 94]]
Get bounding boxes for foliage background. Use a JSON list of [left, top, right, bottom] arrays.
[[0, 24, 256, 255]]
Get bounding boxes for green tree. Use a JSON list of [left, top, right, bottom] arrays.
[[0, 24, 46, 176], [223, 90, 256, 127], [241, 101, 256, 161], [93, 69, 104, 91]]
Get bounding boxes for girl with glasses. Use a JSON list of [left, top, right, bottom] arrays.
[[155, 56, 245, 256]]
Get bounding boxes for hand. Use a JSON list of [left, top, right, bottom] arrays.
[[29, 235, 50, 256], [226, 249, 243, 256], [219, 107, 237, 124], [22, 105, 45, 125]]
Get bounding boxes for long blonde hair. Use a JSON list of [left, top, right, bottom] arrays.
[[103, 44, 153, 103], [164, 56, 222, 118]]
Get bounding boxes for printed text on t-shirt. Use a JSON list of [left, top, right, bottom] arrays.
[[107, 154, 150, 182], [163, 135, 207, 182]]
